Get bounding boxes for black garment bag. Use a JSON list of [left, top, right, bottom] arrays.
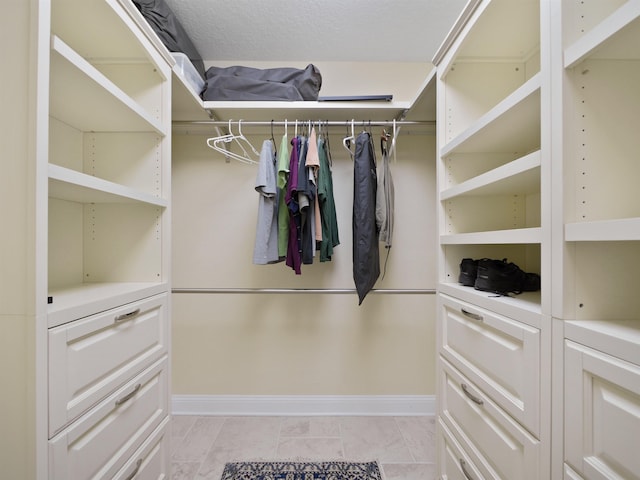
[[352, 132, 380, 304]]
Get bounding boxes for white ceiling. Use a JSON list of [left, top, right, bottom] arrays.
[[163, 0, 468, 63]]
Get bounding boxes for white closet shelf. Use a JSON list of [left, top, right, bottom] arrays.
[[172, 70, 210, 122], [439, 0, 540, 75], [48, 164, 167, 207], [203, 100, 413, 122], [441, 150, 541, 200], [441, 73, 541, 156], [565, 319, 640, 366], [565, 217, 640, 242], [441, 227, 542, 245], [564, 1, 640, 68], [52, 0, 157, 63], [47, 282, 168, 328], [439, 283, 542, 328], [50, 35, 166, 135]]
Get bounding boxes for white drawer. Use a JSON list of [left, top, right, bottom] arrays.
[[440, 357, 540, 480], [439, 293, 541, 436], [113, 417, 170, 480], [565, 340, 640, 480], [564, 463, 584, 480], [49, 356, 168, 480], [49, 293, 168, 436], [438, 418, 486, 480]]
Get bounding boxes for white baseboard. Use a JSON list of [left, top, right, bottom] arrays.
[[172, 395, 435, 416]]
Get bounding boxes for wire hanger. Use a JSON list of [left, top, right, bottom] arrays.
[[206, 120, 260, 165]]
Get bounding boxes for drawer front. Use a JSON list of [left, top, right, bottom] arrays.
[[438, 418, 487, 480], [440, 357, 540, 480], [114, 417, 170, 480], [564, 463, 584, 480], [49, 356, 168, 480], [565, 340, 640, 480], [49, 293, 168, 436], [439, 293, 541, 435]]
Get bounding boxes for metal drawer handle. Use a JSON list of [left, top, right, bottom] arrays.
[[114, 308, 141, 323], [115, 383, 141, 406], [124, 458, 143, 480], [459, 459, 477, 480], [461, 383, 484, 405], [461, 308, 483, 321]]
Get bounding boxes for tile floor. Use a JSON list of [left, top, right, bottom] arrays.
[[171, 415, 437, 480]]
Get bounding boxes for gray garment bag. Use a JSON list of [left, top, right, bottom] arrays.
[[203, 64, 322, 101]]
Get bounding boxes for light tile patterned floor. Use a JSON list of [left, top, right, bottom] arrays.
[[171, 415, 437, 480]]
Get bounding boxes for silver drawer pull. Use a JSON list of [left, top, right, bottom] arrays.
[[461, 308, 483, 321], [115, 383, 141, 406], [461, 383, 484, 405], [459, 459, 477, 480], [114, 308, 141, 323], [124, 458, 143, 480]]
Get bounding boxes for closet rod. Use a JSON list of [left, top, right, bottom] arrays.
[[173, 120, 433, 127], [172, 288, 436, 295]]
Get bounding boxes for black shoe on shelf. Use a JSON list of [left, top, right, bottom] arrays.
[[458, 258, 478, 287]]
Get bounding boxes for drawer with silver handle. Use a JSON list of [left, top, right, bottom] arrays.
[[48, 293, 168, 436], [439, 357, 540, 480], [438, 293, 541, 436], [48, 356, 168, 480]]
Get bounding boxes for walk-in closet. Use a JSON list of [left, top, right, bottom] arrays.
[[3, 0, 640, 479]]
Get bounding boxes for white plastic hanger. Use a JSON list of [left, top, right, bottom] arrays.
[[342, 119, 355, 156], [206, 120, 260, 165]]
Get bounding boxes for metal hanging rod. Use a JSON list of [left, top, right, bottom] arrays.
[[173, 120, 434, 127], [172, 287, 436, 295]]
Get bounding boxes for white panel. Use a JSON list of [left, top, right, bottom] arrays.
[[49, 117, 83, 171], [94, 63, 165, 121], [83, 203, 163, 282], [573, 242, 640, 320], [172, 395, 435, 416], [83, 133, 164, 196], [48, 294, 168, 436], [49, 198, 84, 289], [445, 193, 538, 234], [444, 62, 527, 142], [439, 294, 541, 435], [565, 341, 640, 480], [568, 59, 640, 224]]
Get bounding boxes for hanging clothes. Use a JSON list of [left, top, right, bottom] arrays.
[[296, 136, 316, 264], [285, 136, 303, 274], [252, 139, 279, 264], [376, 139, 395, 247], [305, 127, 323, 248], [318, 135, 339, 261], [352, 131, 380, 304], [276, 133, 290, 260]]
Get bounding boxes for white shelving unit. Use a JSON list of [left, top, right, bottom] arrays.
[[435, 0, 640, 478], [0, 0, 174, 477], [557, 2, 640, 478], [434, 0, 551, 478]]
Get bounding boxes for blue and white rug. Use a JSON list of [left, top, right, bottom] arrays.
[[220, 460, 383, 479]]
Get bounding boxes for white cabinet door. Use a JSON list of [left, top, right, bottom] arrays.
[[49, 357, 168, 480], [439, 294, 541, 436], [49, 293, 168, 436], [565, 340, 640, 480]]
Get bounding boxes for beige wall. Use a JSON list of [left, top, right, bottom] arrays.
[[171, 130, 437, 395]]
